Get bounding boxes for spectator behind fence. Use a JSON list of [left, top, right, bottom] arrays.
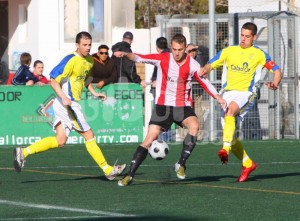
[[32, 60, 49, 85], [12, 52, 39, 86], [186, 43, 198, 60], [91, 44, 117, 89], [111, 31, 146, 88], [185, 43, 207, 141], [150, 37, 170, 97], [0, 59, 9, 84], [150, 37, 172, 142], [197, 45, 209, 67], [186, 43, 209, 67]]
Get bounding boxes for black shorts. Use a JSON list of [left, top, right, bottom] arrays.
[[149, 105, 197, 131]]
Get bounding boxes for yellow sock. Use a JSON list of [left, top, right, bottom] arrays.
[[223, 116, 236, 153], [231, 139, 252, 168], [23, 137, 58, 158], [85, 139, 112, 175], [223, 145, 231, 153], [242, 151, 253, 168], [231, 139, 243, 160]]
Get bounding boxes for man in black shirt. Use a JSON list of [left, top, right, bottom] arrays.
[[111, 31, 146, 87]]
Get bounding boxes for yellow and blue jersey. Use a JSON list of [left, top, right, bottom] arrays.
[[209, 45, 280, 92], [50, 52, 94, 101]]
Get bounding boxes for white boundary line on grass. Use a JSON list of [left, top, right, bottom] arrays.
[[0, 216, 121, 220], [1, 161, 299, 170], [0, 199, 134, 219]]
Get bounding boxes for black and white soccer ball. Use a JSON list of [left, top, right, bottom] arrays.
[[148, 140, 169, 160]]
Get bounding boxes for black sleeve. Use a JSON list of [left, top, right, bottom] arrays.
[[30, 75, 40, 83], [103, 62, 118, 85], [122, 57, 141, 84], [151, 67, 158, 81]]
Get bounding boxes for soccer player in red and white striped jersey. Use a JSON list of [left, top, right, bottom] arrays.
[[114, 33, 226, 186]]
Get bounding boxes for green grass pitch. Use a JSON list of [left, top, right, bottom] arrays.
[[0, 140, 299, 220]]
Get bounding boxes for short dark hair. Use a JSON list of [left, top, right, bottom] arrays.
[[123, 31, 133, 40], [33, 60, 43, 67], [98, 44, 109, 51], [20, 52, 31, 65], [242, 22, 257, 35], [75, 31, 92, 44], [171, 33, 186, 46], [156, 37, 168, 50]]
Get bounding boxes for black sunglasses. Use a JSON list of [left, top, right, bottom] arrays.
[[99, 52, 108, 55]]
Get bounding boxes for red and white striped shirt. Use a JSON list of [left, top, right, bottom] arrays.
[[135, 53, 218, 107]]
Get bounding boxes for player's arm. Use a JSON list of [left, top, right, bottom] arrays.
[[113, 51, 137, 61], [198, 63, 213, 78], [264, 59, 283, 90], [84, 75, 106, 100], [273, 69, 282, 87], [194, 74, 226, 109], [265, 69, 282, 90], [214, 93, 227, 110], [50, 78, 71, 106], [87, 83, 106, 101], [199, 49, 227, 78], [113, 51, 148, 88], [114, 51, 159, 66]]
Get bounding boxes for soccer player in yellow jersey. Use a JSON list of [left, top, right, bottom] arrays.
[[13, 31, 126, 180], [199, 22, 282, 182]]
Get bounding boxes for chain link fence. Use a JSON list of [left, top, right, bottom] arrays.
[[155, 11, 299, 142]]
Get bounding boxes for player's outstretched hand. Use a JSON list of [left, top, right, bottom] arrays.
[[215, 94, 227, 110], [198, 67, 207, 78], [140, 80, 146, 88], [265, 82, 278, 90], [96, 93, 107, 101], [62, 97, 72, 106]]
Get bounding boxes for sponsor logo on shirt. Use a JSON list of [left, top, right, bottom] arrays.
[[76, 70, 89, 81], [231, 62, 250, 73], [167, 76, 178, 83]]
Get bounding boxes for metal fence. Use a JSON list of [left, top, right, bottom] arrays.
[[156, 11, 299, 142]]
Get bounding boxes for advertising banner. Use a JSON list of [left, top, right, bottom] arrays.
[[0, 84, 144, 146]]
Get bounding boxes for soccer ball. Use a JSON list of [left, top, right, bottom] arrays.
[[148, 140, 169, 160]]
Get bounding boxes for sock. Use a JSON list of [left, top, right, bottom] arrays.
[[223, 116, 236, 153], [23, 137, 58, 158], [230, 139, 243, 160], [223, 143, 231, 153], [85, 138, 112, 175], [242, 151, 253, 168], [231, 139, 252, 168], [128, 146, 148, 177], [178, 134, 197, 166]]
